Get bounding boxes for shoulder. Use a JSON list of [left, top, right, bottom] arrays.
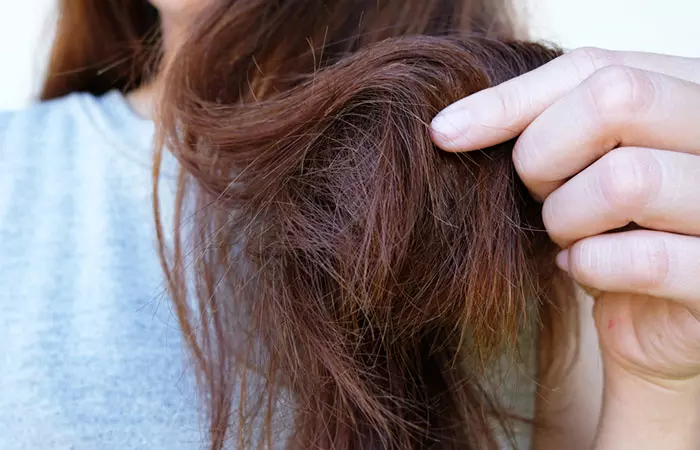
[[0, 93, 98, 151], [0, 91, 155, 199], [0, 91, 155, 164], [0, 92, 92, 128]]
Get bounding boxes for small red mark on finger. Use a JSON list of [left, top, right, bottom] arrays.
[[607, 319, 615, 330]]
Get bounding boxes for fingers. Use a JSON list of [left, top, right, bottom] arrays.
[[543, 148, 700, 248], [557, 230, 700, 305], [431, 47, 700, 152], [514, 68, 700, 199]]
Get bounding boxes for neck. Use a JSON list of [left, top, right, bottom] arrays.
[[126, 14, 185, 120]]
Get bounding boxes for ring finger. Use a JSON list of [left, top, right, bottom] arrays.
[[558, 230, 700, 306]]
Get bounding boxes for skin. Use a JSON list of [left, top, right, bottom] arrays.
[[128, 0, 211, 118], [147, 0, 204, 36], [431, 47, 700, 449]]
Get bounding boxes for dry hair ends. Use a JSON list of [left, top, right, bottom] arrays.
[[39, 0, 574, 448], [159, 29, 573, 450]]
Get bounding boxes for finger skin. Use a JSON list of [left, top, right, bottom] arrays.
[[431, 47, 700, 152], [513, 68, 700, 199], [543, 148, 700, 248], [557, 230, 700, 306]]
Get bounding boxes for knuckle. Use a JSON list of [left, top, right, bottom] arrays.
[[511, 133, 539, 182], [598, 148, 661, 214], [541, 194, 571, 247], [541, 195, 557, 234], [586, 65, 657, 119], [630, 237, 671, 290], [568, 235, 671, 291], [494, 85, 523, 127], [568, 47, 616, 75], [567, 241, 602, 288]]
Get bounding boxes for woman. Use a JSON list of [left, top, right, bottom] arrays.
[[0, 1, 517, 449], [0, 1, 697, 450]]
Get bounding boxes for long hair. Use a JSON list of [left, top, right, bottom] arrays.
[[40, 0, 160, 100], [156, 2, 574, 449], [39, 0, 522, 101]]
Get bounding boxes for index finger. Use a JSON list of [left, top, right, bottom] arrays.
[[430, 47, 700, 152]]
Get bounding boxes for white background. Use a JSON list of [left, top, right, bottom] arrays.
[[0, 0, 698, 110]]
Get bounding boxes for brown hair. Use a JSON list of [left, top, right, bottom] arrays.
[[39, 0, 521, 101], [158, 11, 571, 449], [39, 1, 573, 448], [40, 0, 160, 100]]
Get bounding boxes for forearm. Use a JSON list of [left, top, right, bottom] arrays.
[[594, 366, 700, 450]]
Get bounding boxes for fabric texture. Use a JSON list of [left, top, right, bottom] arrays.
[[0, 91, 201, 449]]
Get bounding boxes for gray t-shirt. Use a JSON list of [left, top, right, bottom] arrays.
[[0, 91, 202, 449], [0, 91, 537, 449]]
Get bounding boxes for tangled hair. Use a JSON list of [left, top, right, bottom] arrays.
[[158, 34, 573, 449]]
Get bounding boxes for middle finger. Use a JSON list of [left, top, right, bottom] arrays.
[[513, 67, 700, 200]]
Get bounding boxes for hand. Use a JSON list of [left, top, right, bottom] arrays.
[[430, 47, 700, 388]]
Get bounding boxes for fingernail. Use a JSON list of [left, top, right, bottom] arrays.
[[556, 250, 570, 272], [430, 105, 470, 150]]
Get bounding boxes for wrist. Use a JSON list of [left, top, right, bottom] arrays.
[[594, 364, 700, 450]]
